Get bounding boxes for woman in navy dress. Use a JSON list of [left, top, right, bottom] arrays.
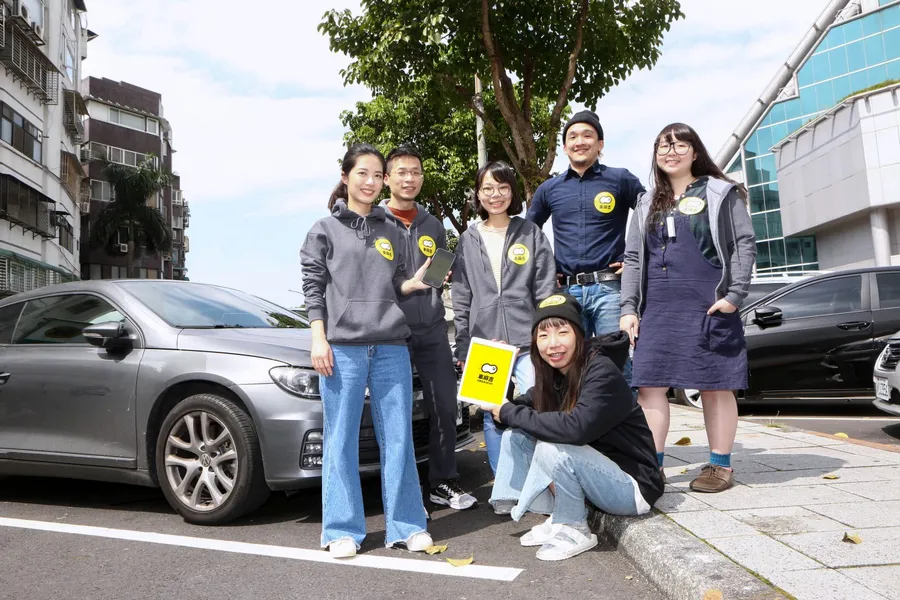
[[620, 123, 756, 494]]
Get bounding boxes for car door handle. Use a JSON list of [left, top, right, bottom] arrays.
[[0, 373, 9, 385], [837, 321, 871, 331]]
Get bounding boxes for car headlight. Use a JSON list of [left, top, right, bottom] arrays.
[[269, 366, 320, 398]]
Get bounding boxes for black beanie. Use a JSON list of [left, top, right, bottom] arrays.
[[532, 293, 584, 336], [562, 110, 603, 141]]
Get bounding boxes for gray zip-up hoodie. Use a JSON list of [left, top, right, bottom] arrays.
[[300, 200, 411, 345], [383, 202, 448, 335], [620, 178, 756, 318], [452, 216, 557, 361]]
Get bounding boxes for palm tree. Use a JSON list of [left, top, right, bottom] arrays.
[[89, 156, 172, 278]]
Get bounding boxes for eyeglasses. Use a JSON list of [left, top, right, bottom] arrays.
[[392, 170, 423, 180], [479, 185, 512, 197], [656, 141, 692, 156]]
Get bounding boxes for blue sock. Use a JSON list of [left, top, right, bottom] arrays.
[[710, 452, 731, 468], [657, 452, 665, 468]]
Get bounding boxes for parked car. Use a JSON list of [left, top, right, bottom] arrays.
[[872, 337, 900, 416], [742, 271, 828, 306], [0, 281, 472, 524], [673, 267, 900, 409]]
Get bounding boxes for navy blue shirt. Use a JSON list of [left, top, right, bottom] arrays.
[[527, 162, 646, 276]]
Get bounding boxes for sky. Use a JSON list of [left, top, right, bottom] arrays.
[[82, 0, 828, 308]]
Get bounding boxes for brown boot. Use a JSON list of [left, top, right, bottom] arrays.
[[689, 465, 733, 493]]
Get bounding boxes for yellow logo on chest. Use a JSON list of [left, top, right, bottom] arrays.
[[374, 238, 394, 261]]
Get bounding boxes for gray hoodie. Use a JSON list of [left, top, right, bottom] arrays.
[[383, 202, 448, 335], [620, 177, 756, 318], [300, 200, 411, 345], [452, 216, 557, 361]]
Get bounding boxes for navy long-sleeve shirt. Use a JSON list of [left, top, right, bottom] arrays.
[[527, 162, 646, 277]]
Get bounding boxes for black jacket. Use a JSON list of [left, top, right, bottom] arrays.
[[498, 331, 664, 506]]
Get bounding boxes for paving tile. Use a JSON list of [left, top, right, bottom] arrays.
[[685, 485, 862, 511], [760, 429, 847, 446], [707, 534, 821, 580], [731, 432, 821, 450], [859, 465, 900, 480], [808, 501, 900, 528], [735, 466, 891, 488], [668, 510, 759, 539], [840, 565, 900, 600], [776, 527, 900, 568], [749, 447, 890, 470], [768, 569, 889, 600], [831, 444, 900, 464], [654, 491, 713, 513], [728, 506, 848, 535], [829, 480, 900, 501]]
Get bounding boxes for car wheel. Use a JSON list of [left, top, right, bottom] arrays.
[[674, 388, 703, 409], [156, 393, 270, 525]]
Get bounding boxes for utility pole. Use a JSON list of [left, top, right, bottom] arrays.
[[474, 74, 488, 168]]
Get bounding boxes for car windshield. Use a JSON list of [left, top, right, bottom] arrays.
[[117, 282, 308, 329]]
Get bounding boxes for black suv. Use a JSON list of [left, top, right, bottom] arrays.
[[674, 267, 900, 406]]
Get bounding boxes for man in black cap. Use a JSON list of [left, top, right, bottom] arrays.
[[526, 110, 646, 384]]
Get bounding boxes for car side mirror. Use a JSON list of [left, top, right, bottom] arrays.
[[83, 321, 131, 349], [754, 306, 783, 328]]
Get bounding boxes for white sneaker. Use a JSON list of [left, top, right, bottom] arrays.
[[328, 538, 357, 558], [535, 524, 598, 561], [430, 480, 478, 510], [492, 500, 516, 515], [520, 517, 560, 547], [404, 531, 433, 552]]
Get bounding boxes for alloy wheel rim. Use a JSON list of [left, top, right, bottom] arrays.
[[164, 411, 238, 512], [684, 389, 703, 409]]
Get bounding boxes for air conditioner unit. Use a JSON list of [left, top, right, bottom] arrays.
[[31, 22, 42, 40], [79, 200, 90, 214], [118, 243, 128, 253], [17, 2, 28, 21], [80, 148, 92, 162]]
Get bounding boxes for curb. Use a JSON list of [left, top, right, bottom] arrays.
[[588, 508, 788, 600]]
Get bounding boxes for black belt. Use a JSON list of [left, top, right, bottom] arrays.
[[562, 270, 621, 286]]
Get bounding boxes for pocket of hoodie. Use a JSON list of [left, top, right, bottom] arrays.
[[334, 300, 407, 337]]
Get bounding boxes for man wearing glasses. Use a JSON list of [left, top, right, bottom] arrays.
[[383, 145, 477, 511], [527, 110, 646, 382]]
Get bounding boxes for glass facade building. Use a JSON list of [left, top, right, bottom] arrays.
[[727, 0, 900, 273]]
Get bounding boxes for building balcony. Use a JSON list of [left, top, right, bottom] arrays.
[[63, 89, 87, 144], [0, 6, 59, 105], [0, 174, 57, 239], [0, 249, 76, 297], [59, 150, 85, 204]]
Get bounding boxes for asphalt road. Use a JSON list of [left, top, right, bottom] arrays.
[[737, 400, 900, 447], [0, 437, 662, 600]]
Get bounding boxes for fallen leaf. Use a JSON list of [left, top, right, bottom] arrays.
[[625, 575, 634, 581], [843, 532, 863, 544], [834, 432, 849, 439], [425, 544, 448, 555], [479, 442, 486, 448], [447, 556, 474, 567], [680, 468, 689, 475], [703, 590, 724, 600], [673, 437, 692, 446], [823, 474, 841, 480]]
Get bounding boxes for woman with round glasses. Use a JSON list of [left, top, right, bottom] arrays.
[[619, 123, 756, 494], [452, 161, 557, 475]]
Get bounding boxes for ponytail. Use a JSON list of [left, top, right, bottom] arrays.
[[328, 182, 347, 211]]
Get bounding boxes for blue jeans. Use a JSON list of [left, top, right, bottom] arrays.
[[565, 281, 632, 387], [320, 344, 428, 548], [489, 429, 645, 524], [484, 353, 534, 474]]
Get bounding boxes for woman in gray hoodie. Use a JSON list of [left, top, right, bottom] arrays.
[[619, 123, 756, 494], [300, 143, 438, 558], [452, 161, 557, 475]]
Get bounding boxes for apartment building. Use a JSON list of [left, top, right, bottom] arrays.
[[0, 0, 90, 296], [80, 77, 189, 280]]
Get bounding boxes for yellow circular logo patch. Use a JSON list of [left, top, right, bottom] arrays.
[[594, 192, 616, 214], [539, 295, 567, 308], [678, 197, 706, 215], [508, 244, 530, 265], [418, 235, 436, 257], [374, 238, 394, 261]]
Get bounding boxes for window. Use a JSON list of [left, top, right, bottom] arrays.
[[769, 276, 862, 320], [89, 143, 156, 169], [89, 264, 101, 280], [109, 107, 158, 134], [877, 273, 900, 309], [146, 119, 159, 134], [58, 219, 74, 253], [90, 179, 114, 201], [13, 295, 125, 345], [64, 43, 76, 81], [0, 102, 42, 163], [0, 302, 25, 344]]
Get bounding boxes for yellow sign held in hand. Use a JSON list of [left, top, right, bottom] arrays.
[[458, 337, 518, 409]]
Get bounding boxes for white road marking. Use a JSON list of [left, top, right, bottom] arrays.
[[0, 517, 522, 582], [744, 416, 900, 422]]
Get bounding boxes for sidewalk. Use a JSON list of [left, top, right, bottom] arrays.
[[598, 405, 900, 600]]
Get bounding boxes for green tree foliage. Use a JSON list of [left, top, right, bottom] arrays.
[[321, 0, 683, 198]]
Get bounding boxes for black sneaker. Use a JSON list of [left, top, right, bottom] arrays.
[[429, 479, 478, 510]]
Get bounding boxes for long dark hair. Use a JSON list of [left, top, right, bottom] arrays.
[[328, 143, 387, 211], [530, 317, 587, 414], [648, 122, 747, 225], [474, 161, 524, 220]]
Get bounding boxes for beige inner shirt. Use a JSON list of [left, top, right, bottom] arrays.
[[479, 222, 508, 290]]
